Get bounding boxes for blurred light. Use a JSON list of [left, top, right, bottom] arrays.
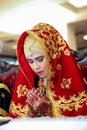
[[0, 0, 77, 41], [83, 35, 87, 40], [69, 0, 87, 7]]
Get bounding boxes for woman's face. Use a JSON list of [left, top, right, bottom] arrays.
[[27, 53, 46, 78]]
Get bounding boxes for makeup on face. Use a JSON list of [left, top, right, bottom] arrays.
[[27, 53, 46, 78]]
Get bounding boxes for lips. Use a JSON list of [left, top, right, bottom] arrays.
[[36, 71, 43, 76]]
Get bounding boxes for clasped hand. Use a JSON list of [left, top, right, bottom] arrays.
[[26, 88, 52, 117]]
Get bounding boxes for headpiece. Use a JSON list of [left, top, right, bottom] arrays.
[[24, 36, 43, 58]]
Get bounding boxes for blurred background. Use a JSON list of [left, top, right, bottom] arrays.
[[0, 0, 87, 64]]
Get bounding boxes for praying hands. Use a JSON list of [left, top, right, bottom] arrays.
[[26, 88, 52, 117]]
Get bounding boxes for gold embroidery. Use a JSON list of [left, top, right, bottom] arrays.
[[64, 49, 70, 56], [9, 101, 29, 118], [47, 89, 87, 117], [52, 53, 58, 59], [58, 35, 66, 51], [17, 84, 28, 97], [38, 78, 46, 94], [60, 78, 72, 89]]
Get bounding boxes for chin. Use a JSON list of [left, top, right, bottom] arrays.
[[39, 75, 46, 78]]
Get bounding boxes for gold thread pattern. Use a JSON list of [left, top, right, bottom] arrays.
[[17, 84, 28, 97], [47, 89, 87, 117], [60, 78, 72, 89], [9, 101, 29, 118]]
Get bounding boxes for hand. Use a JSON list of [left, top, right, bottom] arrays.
[[38, 95, 52, 117], [26, 88, 52, 117]]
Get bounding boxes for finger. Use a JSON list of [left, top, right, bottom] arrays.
[[32, 88, 42, 96], [27, 90, 40, 111], [27, 91, 36, 103], [26, 97, 34, 109], [30, 90, 42, 102], [41, 95, 51, 105]]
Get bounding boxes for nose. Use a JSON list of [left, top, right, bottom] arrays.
[[33, 61, 40, 69]]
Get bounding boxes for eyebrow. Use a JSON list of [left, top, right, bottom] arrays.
[[27, 55, 44, 61]]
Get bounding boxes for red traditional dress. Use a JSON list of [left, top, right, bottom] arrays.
[[8, 23, 87, 118]]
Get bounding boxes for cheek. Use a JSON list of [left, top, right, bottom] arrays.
[[42, 61, 47, 76], [42, 60, 46, 69]]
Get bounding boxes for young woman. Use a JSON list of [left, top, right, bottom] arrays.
[[8, 23, 87, 118]]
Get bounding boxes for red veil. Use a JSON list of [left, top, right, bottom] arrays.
[[8, 23, 87, 118]]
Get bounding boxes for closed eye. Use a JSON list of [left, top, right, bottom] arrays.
[[36, 56, 44, 62], [28, 59, 34, 64], [27, 55, 44, 64]]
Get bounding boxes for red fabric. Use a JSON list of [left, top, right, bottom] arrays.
[[8, 23, 87, 118], [0, 72, 17, 93], [0, 61, 19, 93]]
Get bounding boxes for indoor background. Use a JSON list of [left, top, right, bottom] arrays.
[[0, 0, 87, 64]]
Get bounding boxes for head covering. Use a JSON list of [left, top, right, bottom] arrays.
[[8, 23, 87, 118], [24, 36, 43, 58]]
